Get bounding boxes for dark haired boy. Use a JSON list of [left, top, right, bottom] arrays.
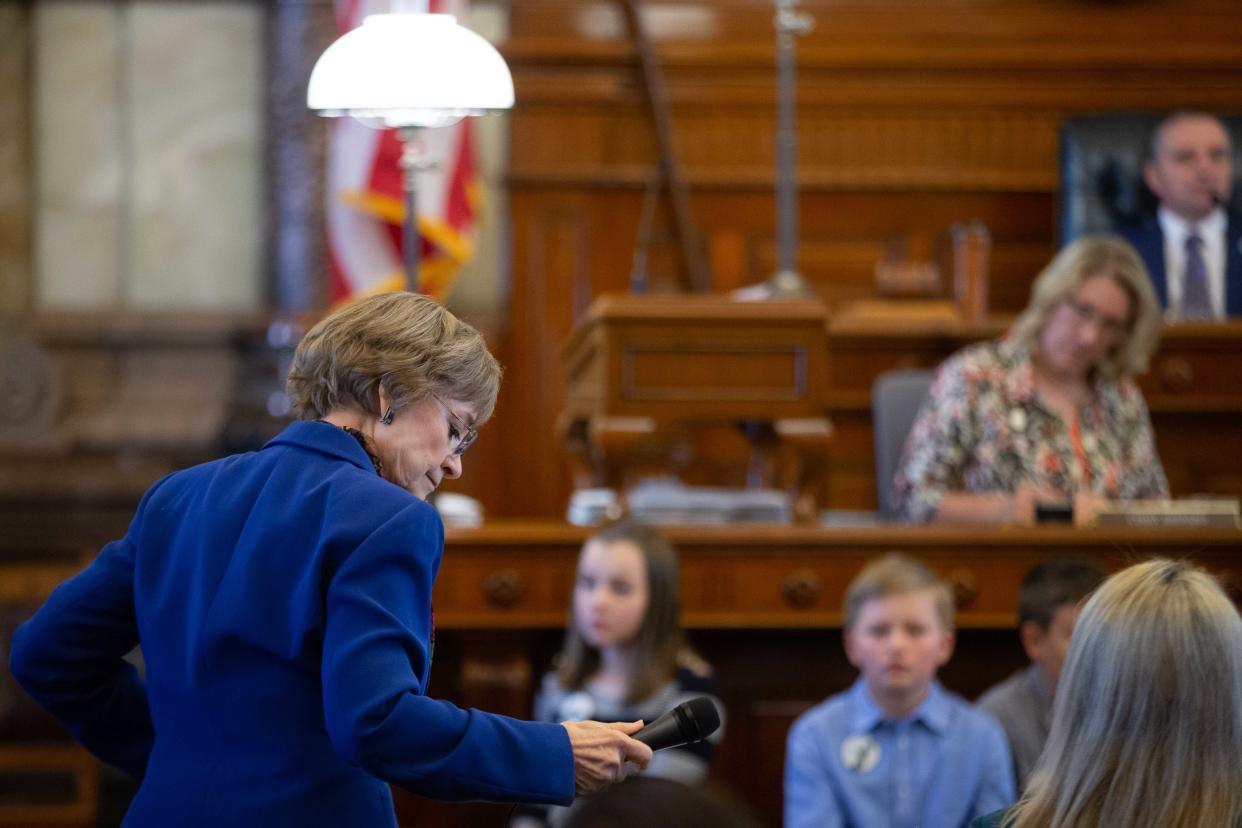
[[977, 558, 1106, 786]]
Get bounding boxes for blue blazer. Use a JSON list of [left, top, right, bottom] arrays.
[[1119, 216, 1242, 316], [10, 420, 573, 827]]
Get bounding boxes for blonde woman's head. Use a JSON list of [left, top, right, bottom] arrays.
[[1007, 558, 1242, 828], [1009, 235, 1162, 379]]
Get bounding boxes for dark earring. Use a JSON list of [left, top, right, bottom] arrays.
[[380, 407, 394, 426]]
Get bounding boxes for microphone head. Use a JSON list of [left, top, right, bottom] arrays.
[[677, 696, 721, 742], [633, 696, 723, 750]]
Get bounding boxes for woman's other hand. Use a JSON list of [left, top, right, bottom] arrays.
[[1073, 491, 1107, 527], [562, 720, 653, 795]]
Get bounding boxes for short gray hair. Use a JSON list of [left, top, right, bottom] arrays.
[[286, 292, 501, 423], [1009, 235, 1162, 378]]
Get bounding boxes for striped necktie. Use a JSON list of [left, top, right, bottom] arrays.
[[1182, 233, 1213, 320]]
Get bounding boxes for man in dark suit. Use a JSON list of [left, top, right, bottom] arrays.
[[1119, 112, 1241, 320]]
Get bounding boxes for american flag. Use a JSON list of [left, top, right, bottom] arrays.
[[325, 0, 480, 304]]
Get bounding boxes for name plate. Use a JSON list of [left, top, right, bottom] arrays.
[[1093, 499, 1241, 529]]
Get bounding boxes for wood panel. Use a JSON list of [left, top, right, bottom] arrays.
[[564, 295, 829, 421], [498, 0, 1242, 518], [433, 521, 1242, 629]]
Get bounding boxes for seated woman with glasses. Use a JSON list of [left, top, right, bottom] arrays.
[[893, 235, 1168, 526]]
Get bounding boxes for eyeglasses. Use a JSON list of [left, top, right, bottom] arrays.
[[1064, 297, 1130, 341], [433, 395, 478, 457]]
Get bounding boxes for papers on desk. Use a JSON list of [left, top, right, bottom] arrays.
[[627, 480, 793, 525], [567, 488, 621, 526], [820, 510, 883, 528], [1091, 499, 1240, 529], [434, 492, 484, 528], [568, 482, 793, 526]]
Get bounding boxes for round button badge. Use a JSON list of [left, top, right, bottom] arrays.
[[840, 734, 881, 774]]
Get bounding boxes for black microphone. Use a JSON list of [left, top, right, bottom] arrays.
[[633, 697, 721, 751]]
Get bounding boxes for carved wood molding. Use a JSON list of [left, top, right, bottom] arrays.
[[433, 520, 1242, 628], [0, 312, 278, 502], [515, 109, 1064, 191], [507, 38, 1242, 73], [507, 1, 1242, 71], [0, 329, 62, 445]]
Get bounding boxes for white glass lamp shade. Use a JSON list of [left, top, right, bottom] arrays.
[[307, 13, 514, 129]]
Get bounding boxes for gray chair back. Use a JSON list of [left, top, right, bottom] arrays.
[[872, 369, 935, 519]]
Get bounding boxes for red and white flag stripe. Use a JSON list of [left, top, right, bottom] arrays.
[[325, 0, 480, 304]]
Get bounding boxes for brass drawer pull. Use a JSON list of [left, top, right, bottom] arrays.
[[948, 568, 978, 608], [782, 569, 821, 608], [483, 569, 523, 609], [1158, 357, 1193, 392]]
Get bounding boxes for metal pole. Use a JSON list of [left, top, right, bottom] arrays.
[[771, 0, 813, 295], [398, 127, 422, 292], [775, 11, 797, 275]]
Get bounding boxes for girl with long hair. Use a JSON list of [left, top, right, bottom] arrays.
[[514, 520, 723, 827]]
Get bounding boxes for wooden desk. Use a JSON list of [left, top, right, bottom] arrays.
[[0, 554, 99, 827], [561, 295, 833, 518], [437, 521, 1242, 630]]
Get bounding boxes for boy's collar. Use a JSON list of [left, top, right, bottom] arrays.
[[850, 678, 951, 734]]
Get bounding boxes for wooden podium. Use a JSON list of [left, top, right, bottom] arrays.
[[560, 294, 833, 519]]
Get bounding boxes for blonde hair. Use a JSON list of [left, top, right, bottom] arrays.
[[843, 553, 954, 631], [1009, 235, 1162, 378], [557, 520, 697, 703], [1006, 559, 1242, 828], [286, 292, 501, 423]]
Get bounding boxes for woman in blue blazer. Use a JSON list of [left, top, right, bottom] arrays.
[[9, 292, 650, 827]]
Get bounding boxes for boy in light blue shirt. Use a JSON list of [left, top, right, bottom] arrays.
[[785, 554, 1015, 828]]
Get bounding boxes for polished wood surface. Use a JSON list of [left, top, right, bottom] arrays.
[[0, 744, 99, 827], [560, 295, 833, 515], [436, 520, 1242, 630], [564, 294, 830, 422], [0, 552, 99, 827]]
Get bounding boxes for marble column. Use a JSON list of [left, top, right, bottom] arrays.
[[265, 0, 335, 313]]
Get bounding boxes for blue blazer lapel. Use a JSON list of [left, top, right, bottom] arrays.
[[1123, 219, 1169, 310], [1226, 220, 1242, 317]]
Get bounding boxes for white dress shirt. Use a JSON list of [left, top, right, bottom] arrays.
[[1158, 206, 1227, 320]]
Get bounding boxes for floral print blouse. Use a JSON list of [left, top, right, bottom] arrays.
[[892, 339, 1169, 523]]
